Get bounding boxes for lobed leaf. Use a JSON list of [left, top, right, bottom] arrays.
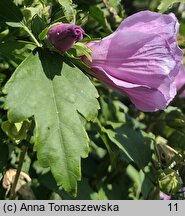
[[3, 49, 99, 195]]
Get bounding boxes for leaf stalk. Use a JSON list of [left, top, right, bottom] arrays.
[[23, 25, 41, 47]]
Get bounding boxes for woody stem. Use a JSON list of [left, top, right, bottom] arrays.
[[9, 144, 28, 200], [9, 120, 35, 199]]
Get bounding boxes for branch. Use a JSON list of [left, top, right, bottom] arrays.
[[9, 144, 28, 200], [9, 120, 35, 199]]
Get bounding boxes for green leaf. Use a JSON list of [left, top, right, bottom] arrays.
[[31, 14, 47, 40], [158, 0, 185, 12], [1, 120, 30, 142], [38, 27, 49, 41], [103, 125, 153, 169], [3, 49, 99, 195], [168, 130, 185, 150], [126, 165, 155, 199], [158, 168, 182, 195], [108, 0, 122, 10], [126, 165, 142, 199], [22, 5, 50, 27], [90, 188, 108, 200], [0, 1, 42, 46], [38, 172, 64, 197], [165, 108, 185, 129], [57, 0, 75, 22], [0, 41, 34, 67], [72, 42, 92, 62], [106, 0, 122, 22], [0, 0, 23, 24], [89, 5, 112, 32], [14, 0, 24, 5]]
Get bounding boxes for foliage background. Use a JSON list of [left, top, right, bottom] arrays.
[[0, 0, 185, 200]]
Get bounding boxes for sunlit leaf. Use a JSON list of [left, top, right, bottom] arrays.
[[158, 0, 185, 12], [89, 5, 112, 32], [57, 0, 75, 22], [3, 49, 99, 195]]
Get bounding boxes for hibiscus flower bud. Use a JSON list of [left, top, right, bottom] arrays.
[[175, 66, 185, 97], [82, 11, 183, 112], [47, 23, 84, 53]]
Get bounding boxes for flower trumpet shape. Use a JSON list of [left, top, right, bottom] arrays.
[[48, 23, 84, 52], [83, 11, 183, 112]]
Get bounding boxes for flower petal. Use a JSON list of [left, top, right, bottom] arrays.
[[88, 65, 176, 112], [82, 11, 183, 112], [117, 11, 178, 40], [116, 10, 182, 63], [86, 32, 178, 89]]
